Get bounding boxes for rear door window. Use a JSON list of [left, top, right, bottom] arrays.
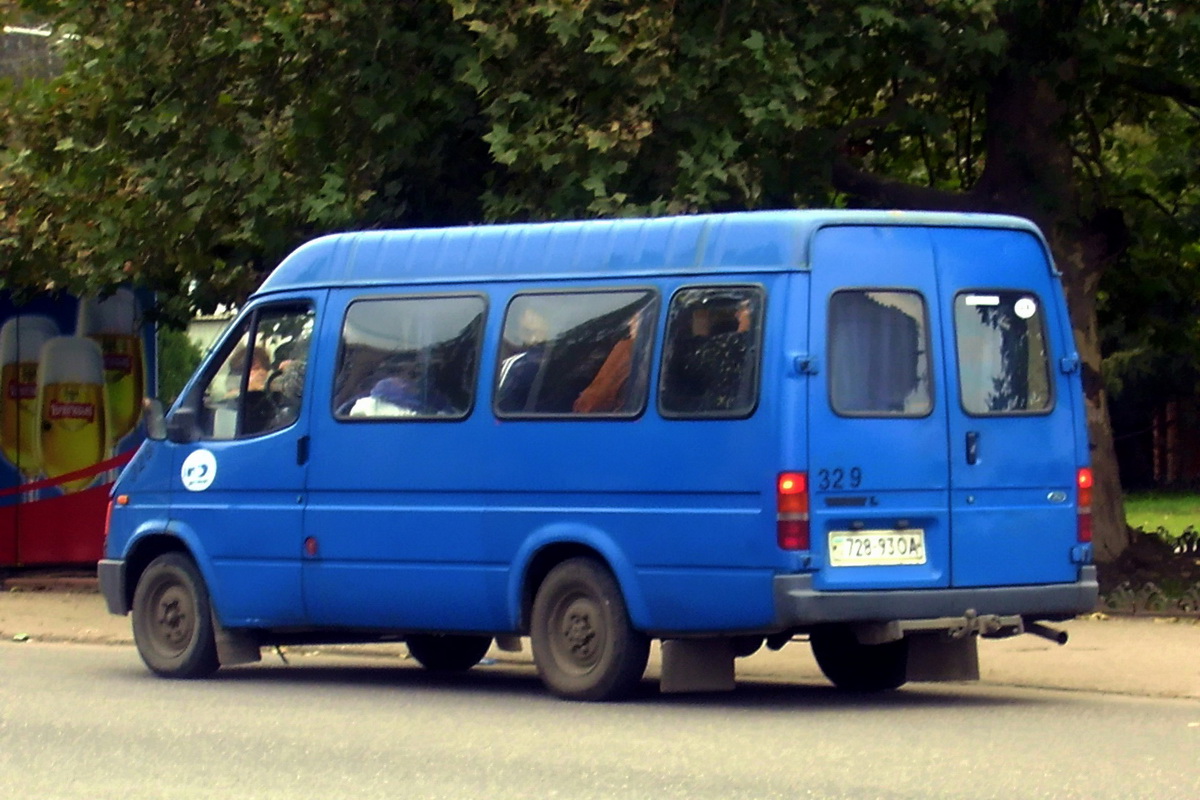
[[953, 291, 1053, 415], [827, 290, 932, 416]]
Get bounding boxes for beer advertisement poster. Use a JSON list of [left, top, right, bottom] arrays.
[[0, 289, 154, 566]]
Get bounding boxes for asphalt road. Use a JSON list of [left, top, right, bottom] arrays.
[[2, 642, 1197, 800]]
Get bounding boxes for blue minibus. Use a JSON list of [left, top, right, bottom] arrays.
[[100, 210, 1098, 700]]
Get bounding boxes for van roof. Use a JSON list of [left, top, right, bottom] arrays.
[[256, 209, 1044, 295]]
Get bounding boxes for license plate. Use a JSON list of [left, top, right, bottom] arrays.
[[828, 529, 927, 567]]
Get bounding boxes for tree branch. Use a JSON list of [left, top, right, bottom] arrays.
[[830, 154, 977, 212], [1116, 62, 1200, 110]]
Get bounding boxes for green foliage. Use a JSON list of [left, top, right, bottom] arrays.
[[451, 1, 1198, 234], [1, 0, 485, 325], [155, 325, 202, 407], [1099, 105, 1200, 400]]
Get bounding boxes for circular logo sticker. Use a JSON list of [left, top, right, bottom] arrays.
[[180, 449, 217, 492], [1014, 297, 1038, 319]]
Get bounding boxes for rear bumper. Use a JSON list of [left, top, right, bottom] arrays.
[[98, 558, 128, 615], [774, 566, 1098, 626]]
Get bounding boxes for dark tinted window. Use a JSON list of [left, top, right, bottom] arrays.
[[333, 295, 485, 420], [659, 285, 763, 418], [495, 290, 657, 417]]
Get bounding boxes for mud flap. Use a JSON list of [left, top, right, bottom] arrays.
[[905, 632, 979, 682], [495, 635, 524, 652], [660, 639, 736, 693], [212, 612, 262, 667]]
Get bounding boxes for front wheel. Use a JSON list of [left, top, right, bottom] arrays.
[[405, 634, 493, 672], [810, 626, 908, 692], [530, 558, 649, 701], [131, 552, 220, 679]]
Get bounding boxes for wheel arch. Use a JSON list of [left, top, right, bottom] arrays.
[[510, 523, 650, 633], [120, 522, 214, 616]]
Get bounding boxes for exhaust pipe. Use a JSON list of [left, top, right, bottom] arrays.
[[1024, 620, 1069, 645]]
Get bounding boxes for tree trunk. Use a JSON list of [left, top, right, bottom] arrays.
[[1046, 224, 1132, 562]]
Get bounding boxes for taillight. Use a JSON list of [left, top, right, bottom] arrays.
[[777, 471, 810, 550], [1076, 468, 1093, 543]]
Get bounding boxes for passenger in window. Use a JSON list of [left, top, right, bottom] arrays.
[[347, 376, 420, 418], [346, 360, 451, 418], [226, 345, 271, 395], [497, 307, 550, 413], [664, 298, 755, 413], [573, 311, 645, 414], [266, 358, 307, 428]]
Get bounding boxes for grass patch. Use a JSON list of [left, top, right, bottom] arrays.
[[1124, 491, 1200, 537]]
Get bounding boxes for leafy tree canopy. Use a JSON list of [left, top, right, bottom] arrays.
[[1, 0, 485, 323]]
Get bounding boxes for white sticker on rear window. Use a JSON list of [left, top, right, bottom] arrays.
[[963, 294, 1000, 306], [1014, 297, 1038, 319]]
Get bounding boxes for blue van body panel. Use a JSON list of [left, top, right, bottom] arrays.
[[806, 225, 954, 591], [297, 274, 790, 635], [102, 210, 1097, 650], [930, 228, 1082, 587]]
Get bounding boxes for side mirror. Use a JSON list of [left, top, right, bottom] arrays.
[[143, 398, 167, 441], [165, 406, 200, 444]]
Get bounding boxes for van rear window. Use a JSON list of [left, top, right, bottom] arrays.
[[954, 291, 1052, 415], [333, 295, 485, 420], [828, 290, 932, 417]]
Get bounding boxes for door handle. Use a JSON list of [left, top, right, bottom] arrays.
[[965, 431, 979, 465], [296, 435, 310, 466]]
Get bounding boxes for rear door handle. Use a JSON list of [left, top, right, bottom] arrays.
[[297, 435, 310, 466], [965, 431, 979, 465]]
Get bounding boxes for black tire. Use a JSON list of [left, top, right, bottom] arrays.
[[131, 553, 220, 679], [810, 626, 908, 692], [530, 558, 649, 701], [405, 634, 493, 672]]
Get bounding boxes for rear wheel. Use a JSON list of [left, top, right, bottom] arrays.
[[810, 626, 908, 691], [131, 553, 219, 679], [531, 558, 649, 701], [405, 634, 493, 672]]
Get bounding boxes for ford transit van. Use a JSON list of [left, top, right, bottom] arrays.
[[101, 210, 1098, 700]]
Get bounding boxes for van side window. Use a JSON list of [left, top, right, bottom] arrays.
[[333, 295, 485, 421], [828, 290, 932, 416], [495, 290, 657, 417], [659, 286, 764, 418], [954, 291, 1053, 415], [198, 304, 314, 439]]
